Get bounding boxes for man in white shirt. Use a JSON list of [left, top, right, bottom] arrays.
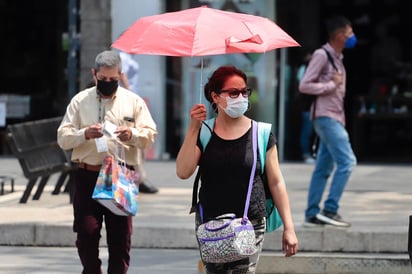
[[58, 50, 158, 272]]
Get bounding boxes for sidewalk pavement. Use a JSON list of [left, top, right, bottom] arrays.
[[0, 157, 411, 272]]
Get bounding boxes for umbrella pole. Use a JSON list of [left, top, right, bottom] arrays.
[[199, 57, 203, 104]]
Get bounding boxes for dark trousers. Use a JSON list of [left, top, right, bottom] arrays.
[[73, 168, 132, 274]]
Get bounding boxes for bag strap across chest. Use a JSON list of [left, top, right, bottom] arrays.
[[191, 119, 270, 217]]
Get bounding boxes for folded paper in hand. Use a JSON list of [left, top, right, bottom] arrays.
[[102, 120, 117, 138]]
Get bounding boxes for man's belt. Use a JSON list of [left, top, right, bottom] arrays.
[[77, 162, 135, 172], [78, 163, 102, 172]]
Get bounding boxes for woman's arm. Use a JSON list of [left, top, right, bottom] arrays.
[[265, 144, 298, 256], [176, 104, 207, 179]]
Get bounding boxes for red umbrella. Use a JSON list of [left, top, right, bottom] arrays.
[[112, 6, 299, 56]]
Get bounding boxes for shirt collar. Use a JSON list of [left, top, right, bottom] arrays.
[[325, 43, 343, 60]]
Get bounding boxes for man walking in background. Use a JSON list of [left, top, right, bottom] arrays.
[[119, 50, 159, 194], [299, 16, 357, 228]]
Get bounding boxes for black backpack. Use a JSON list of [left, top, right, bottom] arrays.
[[306, 47, 338, 158]]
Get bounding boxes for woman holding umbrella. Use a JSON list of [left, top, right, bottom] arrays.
[[176, 65, 298, 273]]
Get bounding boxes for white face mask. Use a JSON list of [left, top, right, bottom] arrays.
[[219, 96, 248, 118]]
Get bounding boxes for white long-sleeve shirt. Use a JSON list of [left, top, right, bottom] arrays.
[[57, 86, 157, 166]]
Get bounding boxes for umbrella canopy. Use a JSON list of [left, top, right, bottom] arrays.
[[112, 6, 299, 57]]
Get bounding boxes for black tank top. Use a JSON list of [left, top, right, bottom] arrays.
[[197, 125, 276, 222]]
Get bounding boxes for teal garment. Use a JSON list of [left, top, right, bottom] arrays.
[[199, 118, 283, 233]]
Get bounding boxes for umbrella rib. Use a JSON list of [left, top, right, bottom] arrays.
[[242, 21, 254, 36]]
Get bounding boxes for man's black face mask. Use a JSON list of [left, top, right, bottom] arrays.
[[97, 79, 118, 96]]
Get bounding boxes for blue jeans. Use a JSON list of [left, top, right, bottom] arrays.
[[305, 117, 357, 219], [300, 111, 313, 158]]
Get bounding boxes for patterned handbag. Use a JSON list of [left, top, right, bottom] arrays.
[[92, 141, 140, 216], [195, 121, 259, 263]]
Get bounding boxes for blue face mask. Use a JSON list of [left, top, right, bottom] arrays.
[[345, 34, 357, 49]]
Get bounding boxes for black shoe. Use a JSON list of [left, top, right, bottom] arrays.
[[139, 182, 159, 194], [303, 216, 327, 227], [316, 211, 351, 227]]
